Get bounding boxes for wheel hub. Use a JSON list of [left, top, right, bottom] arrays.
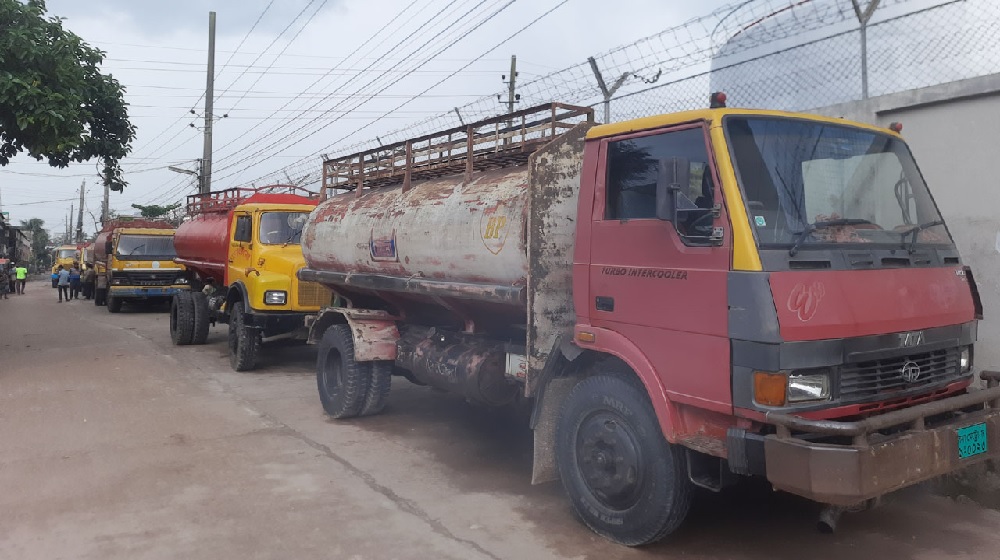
[[576, 412, 642, 509]]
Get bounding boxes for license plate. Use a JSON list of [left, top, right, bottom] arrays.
[[957, 423, 988, 459]]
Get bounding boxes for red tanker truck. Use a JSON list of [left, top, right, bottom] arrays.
[[298, 101, 997, 545], [170, 186, 329, 370]]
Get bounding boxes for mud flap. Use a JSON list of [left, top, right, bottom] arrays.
[[531, 376, 579, 484]]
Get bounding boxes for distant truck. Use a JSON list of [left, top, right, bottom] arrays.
[[169, 186, 328, 371], [298, 101, 996, 545], [50, 244, 78, 275], [98, 225, 188, 312], [93, 218, 175, 306]]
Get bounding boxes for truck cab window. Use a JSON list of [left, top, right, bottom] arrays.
[[233, 215, 252, 243], [605, 127, 715, 232]]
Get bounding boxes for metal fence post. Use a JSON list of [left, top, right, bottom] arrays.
[[588, 57, 631, 123], [851, 0, 882, 99]]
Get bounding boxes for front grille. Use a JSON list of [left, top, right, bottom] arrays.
[[120, 271, 177, 286], [839, 347, 963, 399], [297, 281, 331, 308]]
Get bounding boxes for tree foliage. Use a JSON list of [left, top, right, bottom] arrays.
[[131, 203, 180, 218], [0, 0, 136, 191], [19, 217, 50, 265]]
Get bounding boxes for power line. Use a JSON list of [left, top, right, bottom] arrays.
[[215, 0, 516, 182]]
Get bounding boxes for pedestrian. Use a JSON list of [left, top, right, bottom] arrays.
[[14, 263, 27, 295], [82, 265, 96, 300], [0, 267, 9, 300], [56, 265, 70, 302], [51, 269, 58, 289], [6, 263, 14, 295], [69, 264, 81, 299]]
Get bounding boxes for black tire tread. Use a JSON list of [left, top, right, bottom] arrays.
[[107, 295, 123, 314], [316, 324, 370, 419], [228, 301, 260, 371], [190, 291, 211, 345], [360, 360, 392, 416], [170, 292, 195, 346]]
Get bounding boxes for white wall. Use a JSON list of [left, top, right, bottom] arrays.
[[814, 75, 1000, 373]]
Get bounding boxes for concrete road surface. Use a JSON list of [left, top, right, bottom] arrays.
[[2, 280, 1000, 560]]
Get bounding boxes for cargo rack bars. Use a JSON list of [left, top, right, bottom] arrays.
[[321, 102, 594, 198], [185, 184, 319, 215]]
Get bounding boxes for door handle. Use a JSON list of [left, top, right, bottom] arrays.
[[595, 296, 614, 312], [228, 258, 234, 263]]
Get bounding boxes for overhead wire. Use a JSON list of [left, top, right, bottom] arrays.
[[214, 0, 517, 183]]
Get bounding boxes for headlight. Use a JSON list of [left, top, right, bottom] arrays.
[[787, 372, 831, 403], [175, 277, 189, 285], [960, 346, 973, 373], [264, 290, 287, 305]]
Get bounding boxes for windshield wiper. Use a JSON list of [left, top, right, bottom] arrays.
[[127, 244, 146, 256], [788, 219, 875, 256], [901, 220, 944, 254]]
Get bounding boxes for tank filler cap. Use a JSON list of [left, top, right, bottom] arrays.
[[710, 91, 728, 109]]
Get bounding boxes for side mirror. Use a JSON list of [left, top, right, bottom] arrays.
[[656, 157, 689, 221]]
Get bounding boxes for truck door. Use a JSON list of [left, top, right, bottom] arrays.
[[588, 123, 733, 414], [227, 211, 253, 287]]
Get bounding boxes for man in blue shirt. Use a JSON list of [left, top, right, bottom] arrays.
[[56, 266, 70, 302]]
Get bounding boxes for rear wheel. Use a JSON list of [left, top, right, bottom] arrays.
[[170, 292, 195, 346], [228, 301, 260, 371], [107, 294, 123, 313], [316, 325, 370, 418], [360, 361, 392, 416], [190, 291, 211, 345], [556, 374, 693, 546]]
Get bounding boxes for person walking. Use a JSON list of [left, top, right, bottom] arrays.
[[82, 265, 96, 300], [14, 263, 27, 295], [69, 264, 82, 300], [56, 265, 70, 302], [6, 264, 14, 295], [0, 267, 10, 300]]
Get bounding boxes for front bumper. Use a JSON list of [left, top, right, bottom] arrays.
[[762, 372, 1000, 506], [109, 286, 189, 298]]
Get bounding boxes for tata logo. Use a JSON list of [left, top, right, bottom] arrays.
[[900, 361, 922, 383], [898, 331, 925, 348], [787, 281, 826, 322]]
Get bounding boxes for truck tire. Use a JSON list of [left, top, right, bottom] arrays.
[[360, 361, 392, 416], [170, 292, 195, 346], [107, 294, 123, 313], [190, 291, 211, 345], [316, 324, 371, 419], [228, 301, 260, 371], [94, 288, 106, 306], [555, 374, 693, 546]]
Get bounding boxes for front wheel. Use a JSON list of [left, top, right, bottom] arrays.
[[228, 301, 260, 371], [107, 295, 123, 313], [555, 374, 693, 546]]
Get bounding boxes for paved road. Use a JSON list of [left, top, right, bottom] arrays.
[[2, 280, 1000, 560]]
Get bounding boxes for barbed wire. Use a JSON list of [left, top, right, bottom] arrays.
[[240, 0, 1000, 188]]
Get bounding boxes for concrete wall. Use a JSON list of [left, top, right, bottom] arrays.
[[813, 75, 1000, 372]]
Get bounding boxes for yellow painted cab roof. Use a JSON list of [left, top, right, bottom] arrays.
[[586, 107, 900, 140]]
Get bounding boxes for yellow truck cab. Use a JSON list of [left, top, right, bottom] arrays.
[[172, 187, 327, 371], [104, 227, 189, 313], [51, 244, 78, 276]]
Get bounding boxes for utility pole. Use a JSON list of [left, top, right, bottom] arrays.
[[102, 174, 110, 225], [201, 11, 217, 194], [75, 179, 85, 242], [67, 206, 72, 242], [506, 55, 518, 114]]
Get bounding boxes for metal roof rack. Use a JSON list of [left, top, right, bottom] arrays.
[[186, 185, 318, 215], [321, 102, 594, 198]]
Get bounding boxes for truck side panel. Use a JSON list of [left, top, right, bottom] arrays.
[[526, 122, 593, 395]]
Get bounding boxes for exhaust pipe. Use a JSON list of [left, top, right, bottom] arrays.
[[817, 498, 880, 534], [817, 505, 843, 534]]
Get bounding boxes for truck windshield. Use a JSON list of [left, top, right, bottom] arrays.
[[259, 212, 309, 245], [725, 116, 951, 250], [115, 235, 176, 260], [56, 249, 76, 259]]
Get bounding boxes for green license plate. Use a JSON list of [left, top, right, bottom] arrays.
[[957, 423, 988, 459]]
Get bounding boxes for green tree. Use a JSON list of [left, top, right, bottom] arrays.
[[130, 203, 180, 218], [0, 0, 136, 191], [19, 217, 50, 267]]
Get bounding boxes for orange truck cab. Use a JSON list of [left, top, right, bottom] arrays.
[[297, 99, 994, 546]]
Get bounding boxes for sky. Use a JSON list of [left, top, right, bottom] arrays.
[[1, 0, 731, 238]]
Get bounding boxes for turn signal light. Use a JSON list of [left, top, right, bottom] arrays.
[[576, 331, 596, 343], [753, 371, 787, 407], [710, 91, 728, 108]]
